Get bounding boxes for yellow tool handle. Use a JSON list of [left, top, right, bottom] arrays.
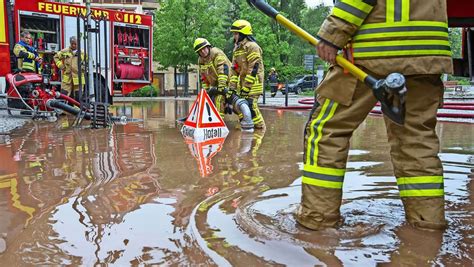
[[275, 14, 368, 83]]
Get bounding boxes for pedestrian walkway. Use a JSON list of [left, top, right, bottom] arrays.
[[258, 91, 313, 108], [114, 91, 313, 108], [0, 109, 28, 134]]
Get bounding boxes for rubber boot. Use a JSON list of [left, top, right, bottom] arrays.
[[381, 224, 443, 266], [296, 185, 343, 230], [402, 197, 446, 230]]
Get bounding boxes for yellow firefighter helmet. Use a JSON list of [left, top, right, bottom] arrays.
[[194, 38, 211, 53], [231, 20, 253, 35]]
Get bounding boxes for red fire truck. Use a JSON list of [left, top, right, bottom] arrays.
[[0, 0, 153, 99]]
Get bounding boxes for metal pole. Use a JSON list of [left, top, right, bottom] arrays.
[[76, 15, 82, 106], [83, 16, 89, 106], [312, 55, 315, 93], [104, 15, 109, 104], [174, 67, 178, 98], [86, 0, 95, 102], [95, 19, 100, 102], [467, 29, 473, 83], [262, 82, 266, 104], [285, 79, 288, 107]]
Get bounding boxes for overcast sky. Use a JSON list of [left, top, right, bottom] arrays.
[[305, 0, 334, 7]]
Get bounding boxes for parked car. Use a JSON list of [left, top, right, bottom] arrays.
[[285, 75, 318, 94]]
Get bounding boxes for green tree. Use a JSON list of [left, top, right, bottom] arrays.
[[154, 0, 222, 95], [448, 28, 462, 59]]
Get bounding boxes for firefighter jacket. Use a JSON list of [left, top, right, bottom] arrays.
[[198, 47, 231, 90], [53, 47, 86, 88], [13, 41, 39, 72], [229, 38, 265, 96], [317, 0, 453, 106]]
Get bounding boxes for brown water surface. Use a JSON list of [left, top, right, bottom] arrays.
[[0, 100, 472, 266]]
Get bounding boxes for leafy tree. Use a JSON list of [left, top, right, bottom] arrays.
[[154, 0, 222, 94], [448, 28, 462, 59]]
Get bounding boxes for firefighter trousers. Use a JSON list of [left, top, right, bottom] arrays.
[[214, 94, 226, 118], [236, 95, 265, 129], [297, 70, 446, 230]]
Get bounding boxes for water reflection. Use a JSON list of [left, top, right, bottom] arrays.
[[0, 120, 161, 265], [0, 100, 472, 265], [184, 137, 226, 178]]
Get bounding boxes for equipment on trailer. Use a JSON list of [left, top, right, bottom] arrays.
[[2, 62, 126, 123]]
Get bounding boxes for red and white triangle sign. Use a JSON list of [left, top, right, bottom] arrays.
[[181, 90, 229, 141], [184, 89, 225, 128]]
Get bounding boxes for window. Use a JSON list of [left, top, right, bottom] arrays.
[[175, 73, 187, 86]]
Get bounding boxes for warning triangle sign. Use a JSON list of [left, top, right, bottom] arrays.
[[181, 90, 229, 142], [197, 91, 225, 128], [184, 90, 225, 128]]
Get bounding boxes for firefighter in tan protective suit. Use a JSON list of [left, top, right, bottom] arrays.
[[53, 36, 85, 97], [229, 20, 265, 129], [194, 38, 230, 117], [297, 0, 452, 231]]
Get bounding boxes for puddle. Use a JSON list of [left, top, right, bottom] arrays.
[[0, 100, 472, 265]]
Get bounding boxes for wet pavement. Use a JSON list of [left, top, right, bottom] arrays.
[[0, 99, 472, 265], [0, 109, 29, 135]]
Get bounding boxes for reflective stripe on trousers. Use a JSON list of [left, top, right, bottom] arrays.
[[303, 67, 444, 198]]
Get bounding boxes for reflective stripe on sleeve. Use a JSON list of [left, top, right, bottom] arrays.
[[332, 0, 375, 26]]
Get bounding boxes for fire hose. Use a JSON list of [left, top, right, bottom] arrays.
[[288, 98, 474, 119], [46, 99, 128, 122], [208, 63, 261, 132]]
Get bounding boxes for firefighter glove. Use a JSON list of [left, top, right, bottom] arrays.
[[207, 87, 218, 96], [226, 88, 236, 99], [240, 86, 250, 97]]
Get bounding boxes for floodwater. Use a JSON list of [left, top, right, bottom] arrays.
[[0, 100, 472, 266]]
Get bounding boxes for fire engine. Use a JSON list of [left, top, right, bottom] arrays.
[[0, 0, 153, 100]]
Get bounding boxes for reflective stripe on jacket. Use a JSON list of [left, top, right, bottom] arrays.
[[318, 0, 453, 76], [198, 47, 231, 90], [229, 38, 265, 96]]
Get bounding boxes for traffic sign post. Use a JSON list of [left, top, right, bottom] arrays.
[[304, 54, 315, 71], [304, 54, 318, 91]]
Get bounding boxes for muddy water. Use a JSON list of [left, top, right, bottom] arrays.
[[0, 100, 472, 266]]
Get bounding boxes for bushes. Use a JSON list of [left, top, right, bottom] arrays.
[[128, 85, 160, 97]]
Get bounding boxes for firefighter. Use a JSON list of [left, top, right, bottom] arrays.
[[229, 19, 265, 129], [53, 36, 85, 98], [297, 0, 452, 231], [267, 67, 279, 97], [13, 31, 42, 73], [194, 38, 230, 118]]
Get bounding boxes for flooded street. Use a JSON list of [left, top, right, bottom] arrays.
[[0, 99, 472, 266]]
